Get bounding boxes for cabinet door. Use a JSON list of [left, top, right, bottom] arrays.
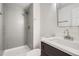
[[41, 42, 71, 56], [41, 42, 48, 56]]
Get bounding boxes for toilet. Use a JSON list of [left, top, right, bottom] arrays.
[[26, 49, 41, 56]]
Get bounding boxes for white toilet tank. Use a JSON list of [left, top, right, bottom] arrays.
[[26, 49, 41, 56]]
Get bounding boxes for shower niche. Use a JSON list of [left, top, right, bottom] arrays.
[[57, 3, 79, 27]]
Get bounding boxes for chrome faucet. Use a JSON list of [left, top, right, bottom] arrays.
[[64, 29, 73, 40]]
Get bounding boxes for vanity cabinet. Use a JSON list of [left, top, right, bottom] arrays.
[[41, 42, 71, 56]]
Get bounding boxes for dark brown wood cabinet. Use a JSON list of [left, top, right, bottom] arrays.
[[41, 42, 71, 56]]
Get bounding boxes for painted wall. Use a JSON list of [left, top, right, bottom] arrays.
[[3, 3, 29, 49], [33, 3, 40, 49], [0, 3, 3, 55], [40, 3, 57, 37], [40, 3, 79, 41], [27, 4, 40, 49]]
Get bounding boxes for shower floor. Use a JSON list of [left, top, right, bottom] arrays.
[[3, 45, 31, 56]]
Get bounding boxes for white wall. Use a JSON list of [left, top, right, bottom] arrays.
[[40, 3, 57, 36], [27, 4, 40, 49], [40, 3, 79, 41], [33, 3, 40, 49], [3, 3, 29, 49], [0, 3, 3, 55]]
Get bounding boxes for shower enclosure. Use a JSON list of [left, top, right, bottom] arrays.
[[0, 3, 40, 56]]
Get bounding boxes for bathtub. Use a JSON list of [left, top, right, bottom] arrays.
[[41, 37, 79, 56], [3, 45, 41, 56], [3, 45, 31, 56]]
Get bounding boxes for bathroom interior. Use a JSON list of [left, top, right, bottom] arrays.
[[41, 3, 79, 56], [0, 3, 40, 56], [0, 3, 79, 56]]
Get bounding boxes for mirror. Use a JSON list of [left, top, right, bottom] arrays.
[[57, 3, 79, 27]]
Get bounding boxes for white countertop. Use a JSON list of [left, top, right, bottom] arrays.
[[41, 37, 79, 56]]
